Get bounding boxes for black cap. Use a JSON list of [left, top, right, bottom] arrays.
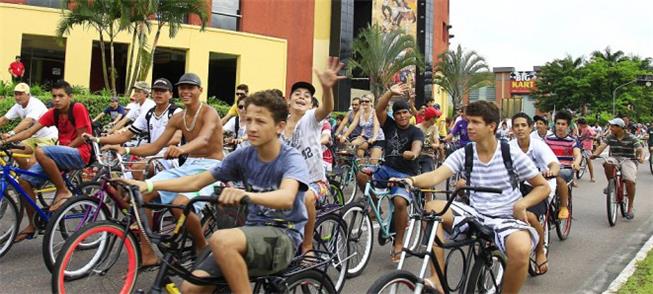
[[176, 73, 201, 87], [392, 101, 410, 113], [291, 81, 315, 96], [152, 78, 173, 91]]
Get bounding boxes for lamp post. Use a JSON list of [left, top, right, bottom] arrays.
[[612, 79, 638, 116]]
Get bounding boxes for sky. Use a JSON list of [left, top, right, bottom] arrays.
[[450, 0, 653, 71]]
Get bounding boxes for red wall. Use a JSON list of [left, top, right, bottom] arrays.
[[433, 0, 450, 64], [239, 0, 315, 95]]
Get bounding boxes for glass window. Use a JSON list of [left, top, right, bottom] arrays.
[[26, 0, 60, 9], [211, 0, 240, 30]]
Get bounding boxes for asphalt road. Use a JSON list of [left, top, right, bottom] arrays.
[[2, 158, 653, 293]]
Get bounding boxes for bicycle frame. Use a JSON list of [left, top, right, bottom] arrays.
[[363, 181, 396, 240], [0, 164, 52, 220]]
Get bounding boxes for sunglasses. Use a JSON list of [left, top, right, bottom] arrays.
[[238, 104, 245, 109]]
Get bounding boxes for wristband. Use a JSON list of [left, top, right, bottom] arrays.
[[145, 180, 154, 193], [95, 137, 101, 144], [124, 147, 130, 155], [8, 131, 15, 136]]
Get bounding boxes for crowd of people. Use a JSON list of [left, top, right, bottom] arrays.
[[1, 55, 649, 292]]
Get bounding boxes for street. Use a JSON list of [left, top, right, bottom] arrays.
[[2, 159, 653, 293]]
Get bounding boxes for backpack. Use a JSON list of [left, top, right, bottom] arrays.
[[53, 102, 96, 165], [143, 104, 187, 166], [464, 139, 519, 190]]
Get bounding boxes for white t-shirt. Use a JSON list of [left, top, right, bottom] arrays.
[[129, 104, 182, 144], [224, 116, 246, 139], [443, 142, 539, 217], [4, 97, 57, 139], [510, 138, 558, 198], [529, 130, 552, 142], [281, 109, 326, 183], [125, 98, 156, 122]]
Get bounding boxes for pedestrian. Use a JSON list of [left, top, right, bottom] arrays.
[[8, 55, 25, 83]]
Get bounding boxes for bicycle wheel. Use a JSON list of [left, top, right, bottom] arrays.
[[52, 221, 140, 293], [368, 270, 421, 293], [283, 269, 336, 293], [576, 157, 587, 179], [340, 202, 373, 278], [649, 156, 653, 175], [43, 195, 112, 272], [465, 250, 506, 294], [405, 201, 422, 251], [556, 187, 573, 240], [606, 179, 617, 226], [313, 213, 349, 292], [341, 165, 358, 205], [619, 190, 629, 218], [328, 183, 345, 206], [0, 195, 20, 258]]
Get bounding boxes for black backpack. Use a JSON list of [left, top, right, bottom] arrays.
[[464, 139, 519, 190], [144, 104, 179, 143], [53, 102, 96, 165]]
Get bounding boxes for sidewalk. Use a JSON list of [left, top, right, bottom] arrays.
[[604, 232, 653, 293]]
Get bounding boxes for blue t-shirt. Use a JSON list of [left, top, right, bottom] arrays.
[[451, 119, 470, 146], [209, 144, 310, 247], [104, 105, 126, 120]]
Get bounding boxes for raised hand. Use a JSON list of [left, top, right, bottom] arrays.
[[315, 57, 346, 89], [389, 83, 410, 96]]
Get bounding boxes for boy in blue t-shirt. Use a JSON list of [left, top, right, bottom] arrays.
[[92, 96, 126, 125], [118, 90, 309, 293]]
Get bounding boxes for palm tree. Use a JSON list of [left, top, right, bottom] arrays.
[[348, 24, 423, 98], [120, 0, 154, 95], [591, 47, 626, 64], [433, 45, 492, 111]]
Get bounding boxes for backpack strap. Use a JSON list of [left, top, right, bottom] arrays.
[[464, 143, 474, 186], [144, 107, 155, 143], [500, 139, 519, 190], [54, 101, 77, 129]]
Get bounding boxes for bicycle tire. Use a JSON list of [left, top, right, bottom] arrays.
[[576, 157, 587, 179], [42, 195, 112, 272], [284, 268, 336, 293], [341, 164, 358, 205], [405, 201, 422, 252], [0, 194, 20, 258], [313, 212, 349, 292], [606, 179, 617, 226], [328, 183, 345, 206], [465, 249, 506, 293], [649, 156, 653, 175], [368, 270, 421, 293], [340, 202, 373, 278], [619, 191, 629, 218], [52, 220, 140, 294], [555, 186, 572, 240]]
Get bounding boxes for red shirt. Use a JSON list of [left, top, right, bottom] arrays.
[[39, 103, 93, 164], [321, 120, 333, 165], [9, 61, 24, 77]]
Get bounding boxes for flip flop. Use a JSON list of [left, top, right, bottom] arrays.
[[391, 250, 402, 263], [49, 193, 73, 212], [534, 260, 549, 276], [138, 263, 161, 273], [13, 230, 36, 243]]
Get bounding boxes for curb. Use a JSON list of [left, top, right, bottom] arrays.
[[603, 232, 653, 293]]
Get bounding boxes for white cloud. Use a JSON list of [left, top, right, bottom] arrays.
[[450, 0, 653, 70]]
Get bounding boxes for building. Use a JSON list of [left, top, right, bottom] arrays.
[[468, 66, 541, 118], [0, 0, 450, 110]]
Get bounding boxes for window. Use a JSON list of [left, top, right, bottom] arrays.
[[26, 0, 60, 9], [211, 0, 240, 31]]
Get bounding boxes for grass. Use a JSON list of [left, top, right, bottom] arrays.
[[618, 248, 653, 294]]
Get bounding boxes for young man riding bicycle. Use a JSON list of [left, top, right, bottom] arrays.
[[591, 118, 644, 220], [1, 80, 93, 242], [118, 90, 310, 293], [401, 101, 550, 293]]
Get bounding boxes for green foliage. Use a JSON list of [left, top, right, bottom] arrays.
[[433, 45, 492, 112], [348, 24, 424, 98], [0, 80, 15, 97], [618, 249, 653, 294]]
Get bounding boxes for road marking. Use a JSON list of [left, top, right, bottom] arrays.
[[603, 231, 653, 293]]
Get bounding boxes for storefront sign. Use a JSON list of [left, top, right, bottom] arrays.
[[510, 71, 537, 93]]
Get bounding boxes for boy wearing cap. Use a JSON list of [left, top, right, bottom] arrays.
[[110, 81, 155, 133], [591, 118, 644, 220], [105, 73, 224, 267], [416, 106, 441, 174], [357, 83, 424, 263], [92, 96, 126, 125], [0, 83, 58, 168], [281, 57, 345, 254]]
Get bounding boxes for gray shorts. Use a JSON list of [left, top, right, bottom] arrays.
[[195, 226, 296, 277]]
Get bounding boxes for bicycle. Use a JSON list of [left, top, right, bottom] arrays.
[[0, 143, 85, 258], [368, 185, 506, 294], [51, 183, 337, 294], [598, 156, 632, 226], [576, 150, 590, 179], [553, 167, 574, 240]]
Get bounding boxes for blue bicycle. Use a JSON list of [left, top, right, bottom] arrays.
[[0, 143, 83, 258]]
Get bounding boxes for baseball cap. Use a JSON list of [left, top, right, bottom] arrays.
[[13, 83, 30, 94], [132, 81, 151, 93], [392, 101, 410, 113], [152, 78, 173, 91], [424, 106, 441, 120], [176, 73, 202, 87], [291, 81, 315, 96], [608, 118, 625, 128]]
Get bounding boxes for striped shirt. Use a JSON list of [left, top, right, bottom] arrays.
[[444, 142, 539, 217], [606, 133, 641, 159], [544, 134, 580, 167]]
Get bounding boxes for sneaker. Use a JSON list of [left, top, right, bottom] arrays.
[[625, 211, 635, 220]]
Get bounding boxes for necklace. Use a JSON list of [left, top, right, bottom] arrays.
[[183, 103, 203, 132], [153, 103, 171, 120]]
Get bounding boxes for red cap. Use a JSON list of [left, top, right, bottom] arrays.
[[424, 107, 441, 120]]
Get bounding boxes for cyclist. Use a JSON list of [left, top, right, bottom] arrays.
[[105, 73, 224, 268], [118, 91, 309, 293], [416, 106, 441, 172], [312, 97, 334, 172], [445, 106, 470, 148], [223, 91, 248, 149], [530, 115, 551, 142], [220, 83, 249, 126], [510, 112, 559, 275], [544, 110, 581, 219], [1, 80, 93, 242], [281, 57, 344, 255], [92, 96, 126, 126], [577, 118, 596, 182], [357, 83, 424, 263], [403, 101, 549, 293], [0, 82, 58, 168], [591, 118, 644, 220], [109, 81, 155, 133], [85, 78, 182, 179], [339, 93, 384, 160], [334, 97, 361, 141]]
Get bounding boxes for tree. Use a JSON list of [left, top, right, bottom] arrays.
[[347, 24, 423, 98], [533, 55, 588, 113], [120, 0, 154, 95], [433, 45, 492, 111], [591, 47, 626, 64]]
